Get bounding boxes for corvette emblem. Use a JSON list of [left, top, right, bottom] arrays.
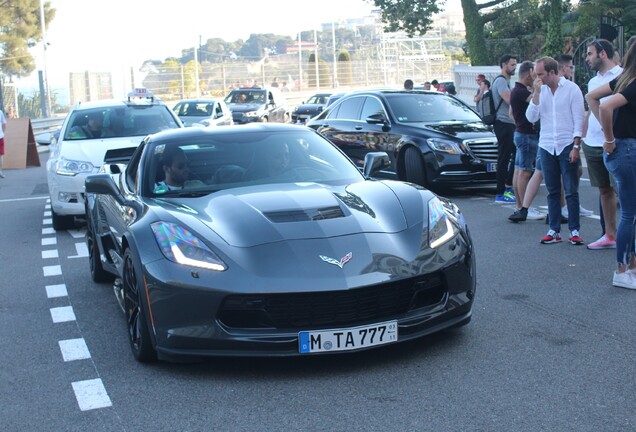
[[319, 252, 352, 269]]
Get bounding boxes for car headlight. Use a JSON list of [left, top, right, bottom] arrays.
[[426, 138, 464, 155], [292, 106, 299, 113], [151, 221, 227, 271], [55, 157, 95, 176], [428, 196, 459, 248]]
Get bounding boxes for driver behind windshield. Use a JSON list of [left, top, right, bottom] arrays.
[[154, 146, 205, 193]]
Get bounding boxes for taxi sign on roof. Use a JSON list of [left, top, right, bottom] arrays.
[[127, 88, 155, 104]]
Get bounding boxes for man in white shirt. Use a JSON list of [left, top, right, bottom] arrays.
[[526, 57, 585, 245], [583, 39, 623, 250]]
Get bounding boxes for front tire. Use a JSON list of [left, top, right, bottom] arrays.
[[87, 226, 114, 283], [404, 147, 427, 187], [123, 249, 157, 362], [51, 209, 75, 231]]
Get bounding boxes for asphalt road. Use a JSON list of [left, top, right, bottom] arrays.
[[1, 150, 634, 432]]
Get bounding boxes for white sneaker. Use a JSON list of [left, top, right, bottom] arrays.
[[526, 208, 544, 220], [613, 271, 636, 290], [580, 205, 594, 216]]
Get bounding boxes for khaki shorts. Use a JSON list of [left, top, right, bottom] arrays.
[[582, 141, 615, 188]]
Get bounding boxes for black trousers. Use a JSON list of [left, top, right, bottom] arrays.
[[494, 121, 516, 195]]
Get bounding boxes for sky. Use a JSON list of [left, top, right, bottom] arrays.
[[20, 0, 462, 92]]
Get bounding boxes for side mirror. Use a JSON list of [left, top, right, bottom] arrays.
[[363, 152, 391, 178], [366, 113, 389, 125], [35, 132, 52, 145]]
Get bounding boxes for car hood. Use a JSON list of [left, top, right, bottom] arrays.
[[295, 104, 323, 113], [179, 116, 209, 127], [153, 181, 430, 248], [60, 137, 143, 167], [410, 121, 493, 138], [227, 103, 264, 113]]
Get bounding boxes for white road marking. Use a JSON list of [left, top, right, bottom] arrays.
[[46, 284, 68, 298], [72, 379, 112, 411], [42, 227, 56, 235], [50, 306, 76, 323], [68, 228, 86, 239], [0, 196, 49, 203], [59, 338, 91, 361], [68, 242, 88, 259], [42, 249, 59, 259], [44, 211, 51, 217], [43, 265, 62, 276], [42, 237, 57, 246], [43, 218, 52, 225]]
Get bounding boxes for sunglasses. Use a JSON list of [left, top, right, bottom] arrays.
[[591, 39, 606, 55]]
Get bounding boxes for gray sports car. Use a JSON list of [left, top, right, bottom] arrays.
[[85, 124, 475, 362]]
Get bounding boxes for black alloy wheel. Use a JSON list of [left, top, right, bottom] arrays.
[[123, 249, 157, 362]]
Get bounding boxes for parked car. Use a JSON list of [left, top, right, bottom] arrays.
[[291, 92, 332, 123], [224, 86, 289, 124], [45, 88, 182, 230], [172, 98, 233, 127], [306, 89, 498, 190], [84, 123, 475, 362]]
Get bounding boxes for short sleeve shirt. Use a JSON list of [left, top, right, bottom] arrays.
[[609, 79, 636, 138], [510, 82, 534, 134], [491, 75, 513, 124]]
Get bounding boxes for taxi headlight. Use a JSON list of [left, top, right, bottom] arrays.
[[55, 157, 95, 176]]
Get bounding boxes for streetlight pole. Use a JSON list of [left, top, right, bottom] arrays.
[[39, 0, 51, 117], [332, 22, 337, 88]]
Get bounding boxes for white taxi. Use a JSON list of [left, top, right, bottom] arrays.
[[46, 88, 183, 230]]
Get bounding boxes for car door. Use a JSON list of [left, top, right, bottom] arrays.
[[357, 96, 401, 172], [315, 95, 365, 165]]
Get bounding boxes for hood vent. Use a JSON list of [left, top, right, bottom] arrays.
[[264, 206, 345, 223]]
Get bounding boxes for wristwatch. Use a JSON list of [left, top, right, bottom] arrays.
[[573, 144, 581, 151]]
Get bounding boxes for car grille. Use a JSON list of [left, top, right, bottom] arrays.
[[217, 274, 445, 330], [464, 139, 498, 161]]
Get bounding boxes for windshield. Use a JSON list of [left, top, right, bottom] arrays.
[[225, 90, 266, 104], [306, 95, 329, 105], [386, 93, 482, 123], [173, 101, 215, 117], [64, 105, 180, 140], [147, 129, 363, 197]]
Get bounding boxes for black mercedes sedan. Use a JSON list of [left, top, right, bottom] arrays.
[[306, 89, 498, 191], [84, 124, 475, 362], [291, 92, 332, 124]]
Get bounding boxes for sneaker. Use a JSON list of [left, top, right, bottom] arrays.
[[541, 229, 562, 244], [509, 208, 527, 223], [587, 234, 617, 250], [569, 230, 584, 245], [495, 194, 514, 204], [579, 205, 594, 216], [612, 271, 636, 290], [526, 208, 544, 220], [504, 190, 515, 200]]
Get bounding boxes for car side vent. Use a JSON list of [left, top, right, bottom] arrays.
[[264, 206, 345, 223]]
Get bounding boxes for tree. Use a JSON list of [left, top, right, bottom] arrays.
[[543, 0, 564, 56], [368, 0, 523, 65], [0, 0, 56, 79]]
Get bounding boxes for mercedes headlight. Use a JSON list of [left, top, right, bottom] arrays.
[[151, 221, 227, 271], [426, 138, 464, 155]]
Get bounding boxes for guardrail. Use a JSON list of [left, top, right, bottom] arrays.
[[32, 116, 65, 136]]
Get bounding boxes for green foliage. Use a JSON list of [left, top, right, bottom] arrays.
[[17, 90, 61, 118], [572, 0, 634, 40], [337, 50, 353, 87], [543, 0, 564, 57], [0, 0, 56, 78]]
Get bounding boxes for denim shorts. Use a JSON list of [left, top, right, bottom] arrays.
[[514, 132, 539, 171]]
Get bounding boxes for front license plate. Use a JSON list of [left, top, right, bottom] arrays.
[[299, 320, 398, 354], [487, 162, 497, 172]]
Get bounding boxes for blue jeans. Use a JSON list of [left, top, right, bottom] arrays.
[[539, 145, 580, 232], [604, 138, 636, 265], [514, 132, 539, 171]]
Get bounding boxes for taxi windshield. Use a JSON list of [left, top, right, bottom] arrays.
[[64, 105, 180, 140]]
